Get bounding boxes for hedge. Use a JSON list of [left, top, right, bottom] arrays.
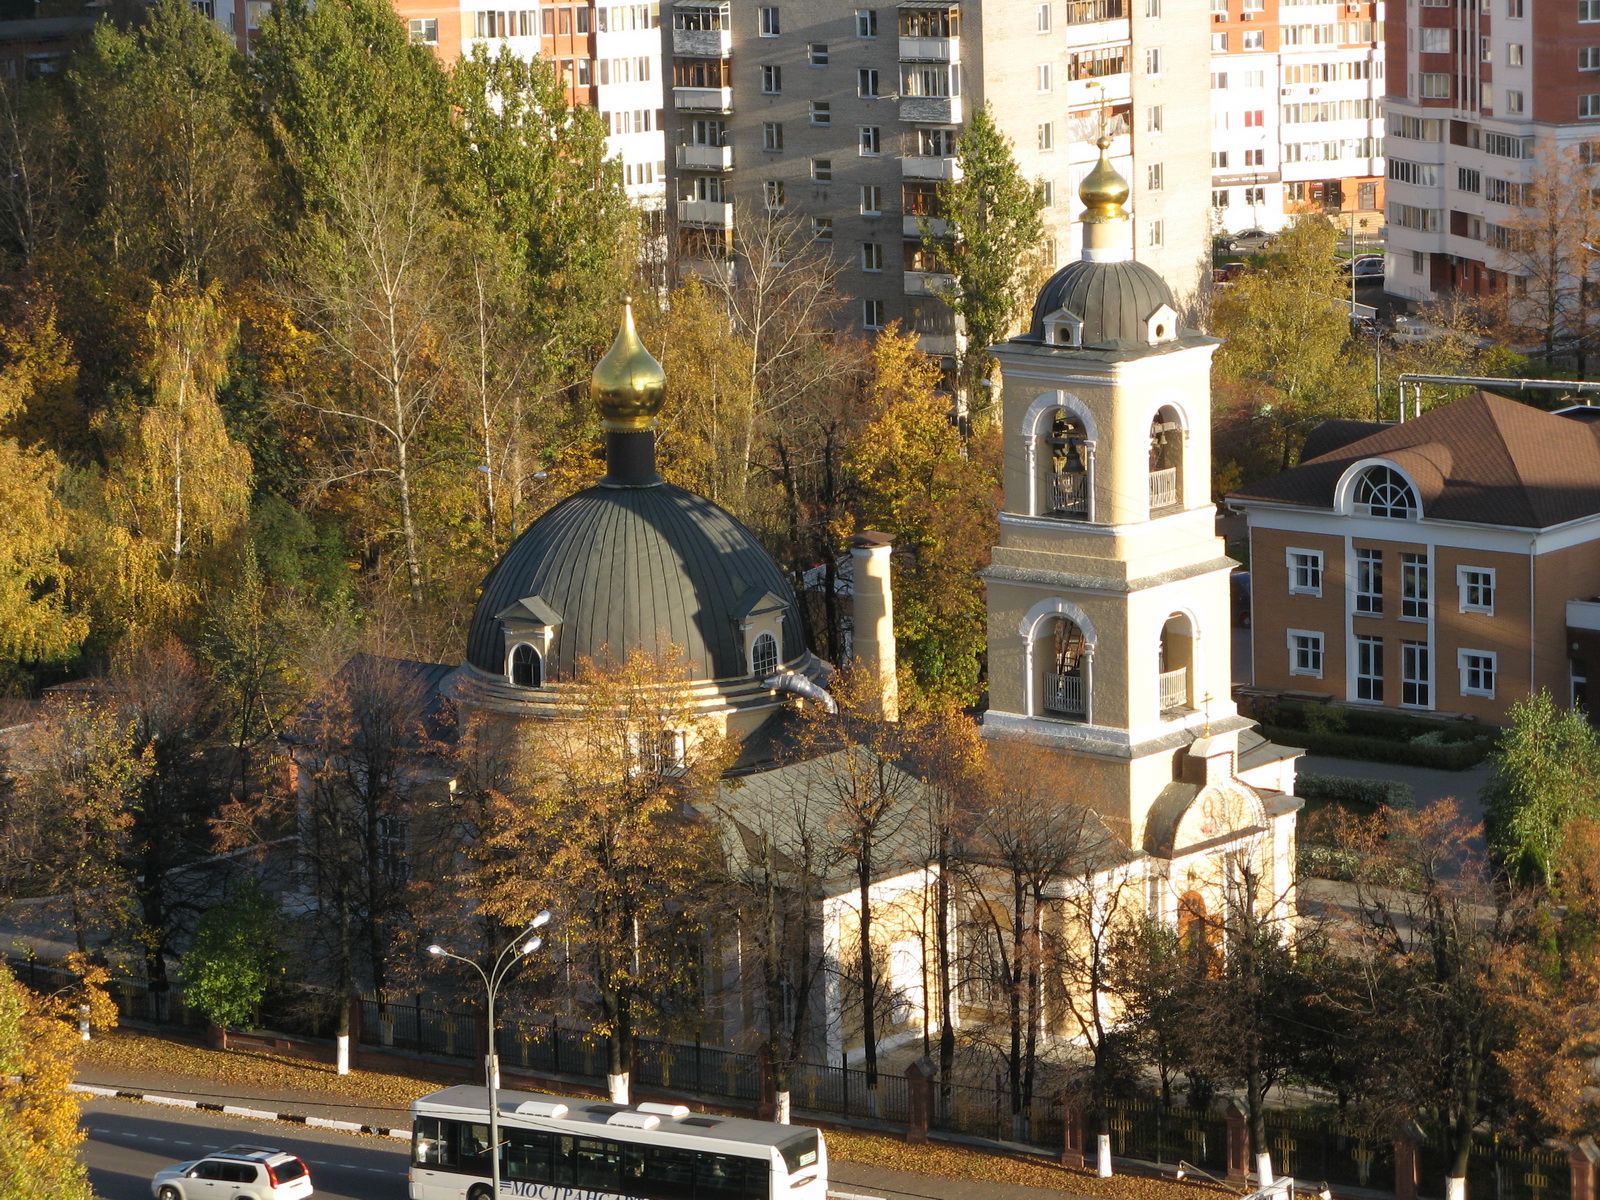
[[1257, 723, 1495, 771], [1296, 771, 1416, 811]]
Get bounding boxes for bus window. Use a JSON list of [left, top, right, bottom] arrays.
[[413, 1117, 455, 1166], [697, 1153, 764, 1200], [777, 1131, 818, 1175], [553, 1136, 575, 1185], [646, 1147, 696, 1200], [506, 1129, 555, 1182], [455, 1122, 492, 1175], [575, 1139, 622, 1191]]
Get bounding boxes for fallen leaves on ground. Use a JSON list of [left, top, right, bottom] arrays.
[[81, 1031, 1234, 1200]]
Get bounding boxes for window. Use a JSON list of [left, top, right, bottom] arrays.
[[1460, 650, 1497, 697], [761, 64, 782, 92], [1354, 465, 1418, 518], [1401, 552, 1429, 620], [1242, 28, 1263, 47], [918, 128, 956, 156], [1419, 27, 1450, 52], [1241, 68, 1264, 87], [759, 5, 780, 34], [856, 8, 877, 36], [1148, 219, 1164, 247], [1038, 63, 1054, 92], [1412, 249, 1425, 274], [762, 122, 784, 151], [1584, 47, 1600, 70], [751, 631, 780, 677], [812, 158, 832, 182], [1212, 72, 1228, 90], [1211, 150, 1230, 168], [858, 68, 880, 96], [1041, 180, 1056, 206], [1038, 122, 1054, 150], [1355, 635, 1384, 702], [1420, 73, 1451, 98], [1289, 631, 1325, 678], [1585, 0, 1600, 21], [1458, 166, 1482, 192], [1355, 547, 1383, 614], [1508, 0, 1523, 12], [1147, 163, 1163, 190], [862, 299, 886, 329], [1212, 189, 1230, 208], [1038, 2, 1053, 30], [1507, 42, 1524, 65], [1583, 94, 1600, 119], [1146, 47, 1162, 74], [1244, 109, 1265, 127], [1506, 90, 1525, 114], [408, 17, 439, 42], [1288, 549, 1323, 596], [861, 242, 883, 271], [509, 644, 542, 687], [1146, 0, 1160, 13], [860, 185, 883, 213], [808, 42, 829, 65], [1245, 148, 1264, 166], [1147, 104, 1163, 133], [1212, 32, 1228, 50], [812, 217, 833, 241], [810, 101, 831, 126], [763, 179, 785, 210], [1402, 641, 1431, 707], [859, 125, 881, 154], [1458, 567, 1495, 613]]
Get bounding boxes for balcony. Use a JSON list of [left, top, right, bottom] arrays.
[[677, 199, 734, 228], [1159, 667, 1190, 717], [904, 271, 954, 297], [898, 35, 960, 62], [673, 86, 733, 112], [1150, 467, 1178, 512], [902, 156, 962, 180], [1048, 471, 1089, 518], [1045, 671, 1086, 719], [903, 215, 950, 238], [677, 143, 733, 170], [672, 28, 731, 55], [900, 96, 962, 124]]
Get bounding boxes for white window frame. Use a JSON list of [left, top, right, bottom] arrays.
[[858, 124, 881, 155], [1037, 2, 1052, 31], [1355, 547, 1383, 614], [759, 6, 780, 35], [856, 8, 877, 37], [1401, 640, 1432, 708], [1355, 634, 1384, 702], [1288, 629, 1325, 678], [1457, 566, 1496, 614], [862, 299, 886, 330], [1287, 548, 1323, 596], [1401, 551, 1430, 621], [1459, 649, 1497, 697], [1038, 63, 1053, 92]]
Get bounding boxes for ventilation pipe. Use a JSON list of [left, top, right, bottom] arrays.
[[849, 530, 899, 722], [763, 671, 838, 714]]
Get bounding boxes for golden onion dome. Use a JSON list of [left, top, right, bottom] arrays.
[[591, 298, 666, 431], [1078, 135, 1131, 224]]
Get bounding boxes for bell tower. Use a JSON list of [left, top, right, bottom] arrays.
[[981, 139, 1259, 849]]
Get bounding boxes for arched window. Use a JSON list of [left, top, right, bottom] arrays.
[[509, 643, 542, 688], [1042, 616, 1087, 719], [751, 631, 780, 678], [1044, 410, 1090, 518], [1159, 612, 1195, 717], [1149, 407, 1183, 513], [1353, 465, 1418, 519]]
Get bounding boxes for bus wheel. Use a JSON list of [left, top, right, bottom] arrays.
[[468, 1186, 494, 1200]]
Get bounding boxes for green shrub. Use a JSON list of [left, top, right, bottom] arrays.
[[1297, 772, 1416, 811], [1258, 723, 1495, 771]]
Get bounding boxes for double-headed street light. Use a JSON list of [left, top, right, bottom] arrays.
[[428, 910, 552, 1199]]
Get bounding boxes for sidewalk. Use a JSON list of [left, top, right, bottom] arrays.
[[75, 1030, 1213, 1200]]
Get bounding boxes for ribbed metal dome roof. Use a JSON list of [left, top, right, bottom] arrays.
[[465, 483, 805, 681], [1027, 258, 1175, 348]]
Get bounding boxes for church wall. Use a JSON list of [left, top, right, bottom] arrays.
[[820, 870, 941, 1059]]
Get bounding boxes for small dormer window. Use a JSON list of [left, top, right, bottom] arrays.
[[1145, 303, 1178, 344], [1040, 307, 1083, 348], [1354, 465, 1418, 519], [509, 643, 542, 688], [751, 631, 780, 678]]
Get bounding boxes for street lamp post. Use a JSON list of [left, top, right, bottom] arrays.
[[428, 911, 552, 1200]]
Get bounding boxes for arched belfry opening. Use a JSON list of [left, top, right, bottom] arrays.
[[1149, 407, 1184, 514], [1158, 612, 1195, 718], [1043, 410, 1091, 519], [1041, 615, 1088, 720]]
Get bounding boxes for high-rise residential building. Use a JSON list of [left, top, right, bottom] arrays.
[[1207, 0, 1386, 237], [208, 1, 668, 211], [665, 0, 1211, 357], [1380, 0, 1598, 302]]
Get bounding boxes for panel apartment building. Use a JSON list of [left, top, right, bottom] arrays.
[[1381, 0, 1600, 302], [1208, 0, 1386, 235], [209, 0, 668, 210], [664, 0, 1211, 352]]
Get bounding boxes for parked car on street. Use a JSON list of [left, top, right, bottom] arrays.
[[151, 1146, 313, 1200], [1339, 254, 1386, 281], [1218, 228, 1277, 253]]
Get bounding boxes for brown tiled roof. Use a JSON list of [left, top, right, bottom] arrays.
[[1229, 392, 1600, 529]]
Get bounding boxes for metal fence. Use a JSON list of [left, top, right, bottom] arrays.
[[1262, 1108, 1395, 1193]]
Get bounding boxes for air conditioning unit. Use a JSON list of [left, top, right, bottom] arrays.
[[1242, 11, 1253, 18], [1213, 12, 1228, 20], [1281, 86, 1293, 94]]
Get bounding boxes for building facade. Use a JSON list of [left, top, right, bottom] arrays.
[[1208, 0, 1386, 236], [1232, 395, 1600, 723], [665, 0, 1212, 352], [1380, 0, 1600, 302]]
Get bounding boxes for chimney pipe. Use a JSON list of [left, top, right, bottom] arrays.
[[849, 531, 899, 722]]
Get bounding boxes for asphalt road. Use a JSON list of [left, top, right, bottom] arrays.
[[81, 1097, 412, 1200]]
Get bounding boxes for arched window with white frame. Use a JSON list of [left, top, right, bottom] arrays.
[[509, 643, 542, 688], [1353, 465, 1418, 519], [751, 631, 780, 678]]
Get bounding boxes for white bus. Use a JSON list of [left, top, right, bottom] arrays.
[[409, 1086, 828, 1200]]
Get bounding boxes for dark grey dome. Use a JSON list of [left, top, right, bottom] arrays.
[[465, 483, 805, 681], [1027, 258, 1176, 348]]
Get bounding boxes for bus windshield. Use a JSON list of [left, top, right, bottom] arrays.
[[777, 1131, 818, 1175]]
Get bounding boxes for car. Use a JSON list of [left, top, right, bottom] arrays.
[[150, 1146, 313, 1200], [1220, 228, 1277, 252], [1339, 254, 1386, 280]]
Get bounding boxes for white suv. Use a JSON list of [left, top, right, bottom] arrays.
[[150, 1145, 313, 1200]]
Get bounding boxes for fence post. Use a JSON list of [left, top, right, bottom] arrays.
[[1394, 1125, 1422, 1200], [1571, 1140, 1599, 1200], [1226, 1103, 1250, 1185], [904, 1057, 936, 1145], [1061, 1102, 1086, 1169]]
